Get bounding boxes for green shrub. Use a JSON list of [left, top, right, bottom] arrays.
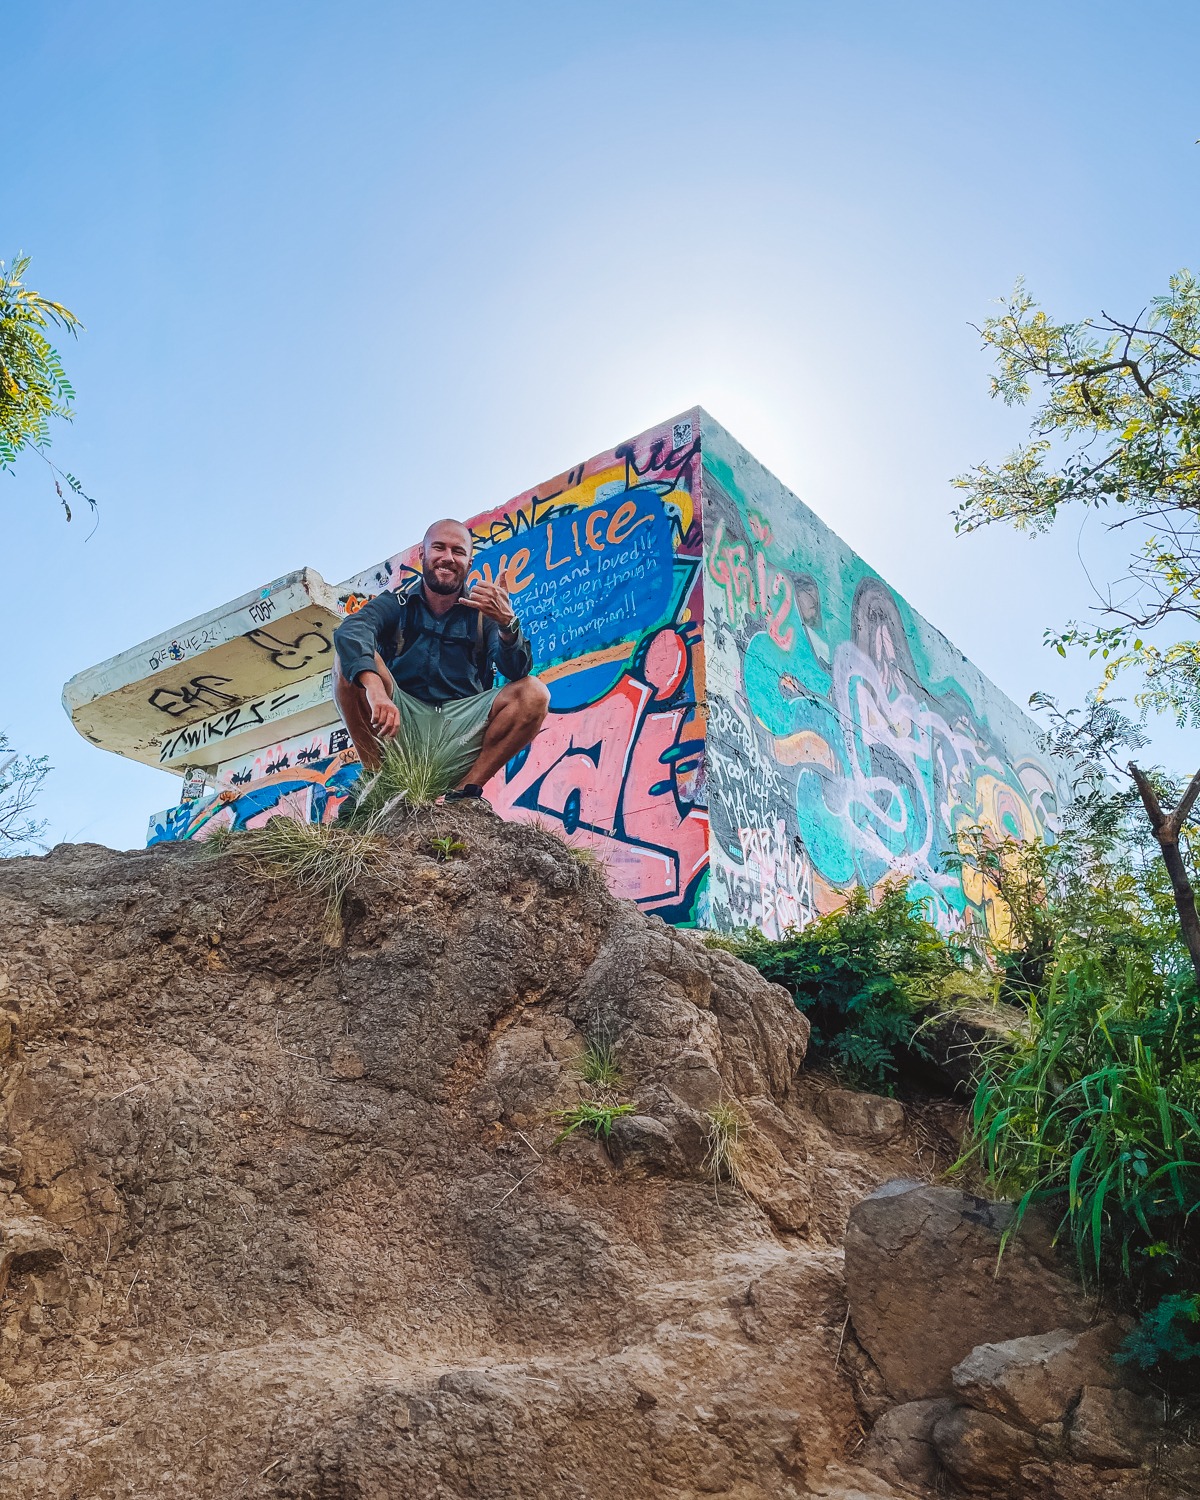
[[967, 959, 1200, 1276], [963, 955, 1200, 1375], [729, 882, 965, 1090], [1117, 1293, 1200, 1372]]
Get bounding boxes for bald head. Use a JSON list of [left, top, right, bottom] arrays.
[[423, 518, 472, 549], [421, 518, 473, 597]]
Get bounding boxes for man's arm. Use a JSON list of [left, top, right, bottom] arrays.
[[463, 580, 533, 681], [492, 618, 533, 681], [333, 590, 405, 684]]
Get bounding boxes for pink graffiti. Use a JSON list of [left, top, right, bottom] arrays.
[[487, 627, 708, 917], [706, 519, 795, 651]]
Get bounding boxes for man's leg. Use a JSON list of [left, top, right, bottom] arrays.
[[457, 677, 550, 790], [331, 653, 398, 772]]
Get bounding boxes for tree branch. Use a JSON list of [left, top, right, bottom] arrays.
[[1128, 762, 1166, 831], [1166, 767, 1200, 840]]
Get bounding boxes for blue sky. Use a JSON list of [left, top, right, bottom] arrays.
[[5, 0, 1198, 849]]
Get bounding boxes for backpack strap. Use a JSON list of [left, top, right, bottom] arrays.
[[475, 608, 494, 689], [388, 587, 420, 663]]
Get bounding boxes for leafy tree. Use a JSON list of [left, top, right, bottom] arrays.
[[0, 735, 50, 854], [1029, 693, 1200, 993], [0, 253, 94, 520], [954, 276, 1200, 987], [949, 706, 1200, 999], [953, 273, 1200, 723]]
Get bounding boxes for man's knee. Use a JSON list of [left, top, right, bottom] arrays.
[[516, 676, 550, 724], [495, 676, 549, 732]]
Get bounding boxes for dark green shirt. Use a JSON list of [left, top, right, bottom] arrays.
[[333, 588, 533, 707]]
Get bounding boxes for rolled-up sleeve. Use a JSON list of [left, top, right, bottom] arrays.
[[492, 620, 533, 682], [333, 591, 404, 683]]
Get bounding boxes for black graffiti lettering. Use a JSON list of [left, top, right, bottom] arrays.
[[470, 492, 582, 547], [157, 723, 204, 761], [148, 675, 239, 718], [156, 690, 305, 760], [244, 625, 332, 672], [248, 598, 276, 624], [615, 434, 700, 496]]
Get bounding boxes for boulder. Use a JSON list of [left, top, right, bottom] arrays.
[[860, 1398, 955, 1493], [1068, 1385, 1163, 1468], [735, 1129, 812, 1232], [606, 1113, 686, 1175], [815, 1088, 905, 1143], [951, 1324, 1122, 1429], [844, 1181, 1090, 1401], [930, 1406, 1040, 1491]]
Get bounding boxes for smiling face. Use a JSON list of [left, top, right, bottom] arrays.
[[421, 519, 473, 597]]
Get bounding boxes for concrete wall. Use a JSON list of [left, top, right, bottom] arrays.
[[88, 405, 1062, 940], [699, 413, 1068, 940]]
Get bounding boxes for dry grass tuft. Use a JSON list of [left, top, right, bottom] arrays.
[[208, 815, 389, 943], [704, 1100, 750, 1187]]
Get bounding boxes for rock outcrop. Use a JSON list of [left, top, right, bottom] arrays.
[[846, 1183, 1198, 1499], [844, 1182, 1092, 1404], [0, 808, 943, 1499], [0, 809, 1192, 1498]]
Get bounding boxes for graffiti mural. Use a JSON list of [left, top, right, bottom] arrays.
[[133, 407, 1065, 938], [489, 623, 708, 923], [148, 414, 711, 925], [147, 747, 359, 844], [700, 416, 1068, 940]]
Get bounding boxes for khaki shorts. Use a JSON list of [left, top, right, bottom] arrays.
[[390, 684, 501, 788]]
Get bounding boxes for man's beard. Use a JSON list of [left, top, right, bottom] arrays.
[[423, 562, 464, 597]]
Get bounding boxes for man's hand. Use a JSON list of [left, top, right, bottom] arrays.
[[359, 671, 400, 739], [462, 578, 516, 630]]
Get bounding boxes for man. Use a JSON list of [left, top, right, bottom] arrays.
[[332, 518, 549, 800]]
